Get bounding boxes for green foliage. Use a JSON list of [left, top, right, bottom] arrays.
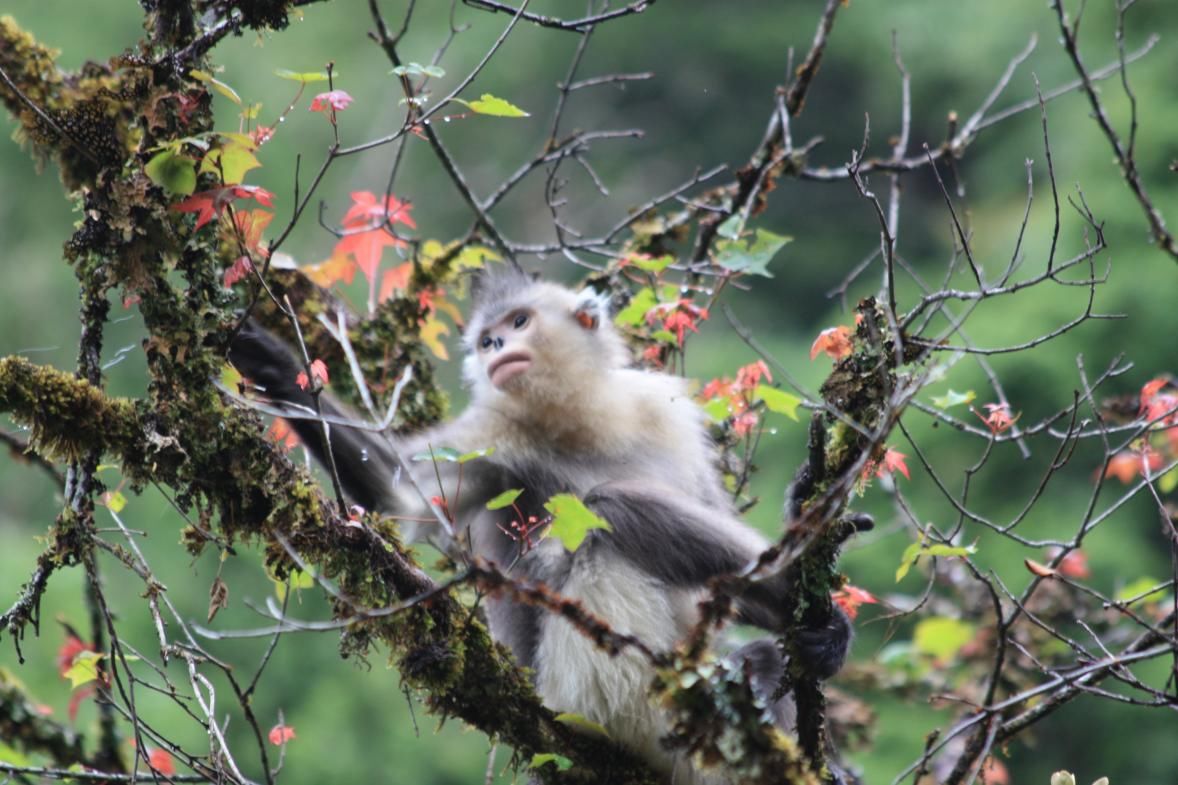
[[543, 493, 611, 551]]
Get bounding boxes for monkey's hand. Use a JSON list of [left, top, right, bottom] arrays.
[[793, 606, 851, 681], [226, 321, 313, 406]]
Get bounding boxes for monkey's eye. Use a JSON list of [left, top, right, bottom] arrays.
[[512, 312, 529, 329], [479, 335, 494, 350]]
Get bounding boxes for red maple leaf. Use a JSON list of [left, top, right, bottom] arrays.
[[335, 227, 403, 286], [223, 256, 254, 288], [171, 185, 274, 230], [267, 418, 299, 451], [310, 90, 353, 113], [268, 724, 296, 745], [735, 360, 772, 389], [731, 410, 760, 437], [342, 191, 416, 230], [810, 325, 853, 361], [832, 584, 878, 620], [295, 359, 329, 391], [148, 748, 176, 776], [378, 263, 412, 303], [57, 635, 93, 677], [975, 402, 1019, 435]]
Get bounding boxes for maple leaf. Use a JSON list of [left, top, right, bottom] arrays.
[[57, 635, 93, 677], [975, 402, 1019, 435], [378, 263, 412, 303], [67, 685, 96, 723], [641, 344, 665, 368], [663, 306, 704, 346], [267, 418, 299, 451], [335, 227, 403, 286], [699, 377, 735, 402], [832, 584, 878, 620], [251, 125, 275, 146], [880, 447, 910, 480], [171, 185, 274, 230], [268, 724, 296, 745], [234, 208, 273, 256], [305, 253, 357, 288], [295, 359, 329, 390], [148, 748, 176, 776], [310, 90, 353, 113], [1056, 548, 1091, 579], [731, 410, 760, 437], [735, 360, 772, 389], [809, 325, 853, 361], [223, 256, 254, 288], [1105, 448, 1163, 483], [342, 191, 417, 230]]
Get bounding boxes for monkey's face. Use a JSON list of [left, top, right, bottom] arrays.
[[476, 307, 537, 391]]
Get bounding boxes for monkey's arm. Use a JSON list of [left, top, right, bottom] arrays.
[[227, 322, 501, 525], [582, 481, 850, 679]]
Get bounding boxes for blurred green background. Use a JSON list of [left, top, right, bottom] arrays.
[[2, 1, 1177, 783]]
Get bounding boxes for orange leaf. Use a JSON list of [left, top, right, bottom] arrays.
[[809, 325, 852, 361], [305, 253, 357, 288], [378, 263, 412, 303], [975, 402, 1019, 435], [268, 724, 296, 745], [334, 228, 402, 286], [1024, 559, 1056, 578], [148, 748, 176, 776], [735, 360, 772, 389]]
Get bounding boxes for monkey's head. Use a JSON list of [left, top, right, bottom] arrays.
[[462, 269, 628, 404]]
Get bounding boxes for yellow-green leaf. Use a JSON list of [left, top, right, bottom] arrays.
[[391, 63, 446, 79], [190, 69, 242, 105], [145, 150, 197, 196], [486, 488, 524, 510], [896, 541, 976, 582], [200, 144, 261, 185], [629, 254, 674, 273], [931, 389, 976, 409], [544, 493, 611, 551], [530, 754, 573, 771], [554, 712, 612, 739], [0, 742, 30, 767], [461, 93, 529, 118], [457, 447, 495, 463], [64, 650, 103, 688], [274, 69, 330, 83], [913, 616, 974, 662], [421, 316, 450, 360], [754, 385, 801, 421], [1115, 576, 1166, 605], [102, 490, 127, 513], [615, 287, 656, 327]]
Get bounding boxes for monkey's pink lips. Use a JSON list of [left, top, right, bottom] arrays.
[[488, 351, 533, 387]]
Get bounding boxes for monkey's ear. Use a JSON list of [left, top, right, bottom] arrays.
[[572, 291, 607, 331]]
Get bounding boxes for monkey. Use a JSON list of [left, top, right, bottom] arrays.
[[227, 267, 853, 784]]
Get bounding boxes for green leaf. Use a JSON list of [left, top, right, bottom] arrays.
[[1115, 576, 1166, 604], [651, 329, 678, 344], [703, 398, 732, 423], [1158, 465, 1178, 494], [391, 63, 446, 79], [274, 69, 330, 83], [896, 541, 976, 582], [716, 214, 743, 240], [145, 150, 197, 196], [200, 143, 261, 185], [529, 754, 573, 771], [190, 69, 242, 105], [912, 616, 974, 662], [453, 245, 500, 271], [713, 228, 791, 277], [629, 254, 674, 273], [274, 568, 315, 601], [0, 742, 31, 767], [486, 488, 524, 510], [412, 446, 462, 463], [754, 385, 801, 421], [64, 650, 104, 688], [614, 287, 657, 327], [102, 490, 127, 513], [241, 103, 263, 120], [555, 712, 612, 739], [931, 389, 977, 409], [457, 446, 495, 463], [459, 93, 530, 118], [544, 493, 611, 551]]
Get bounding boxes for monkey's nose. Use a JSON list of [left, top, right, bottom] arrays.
[[493, 337, 505, 350]]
